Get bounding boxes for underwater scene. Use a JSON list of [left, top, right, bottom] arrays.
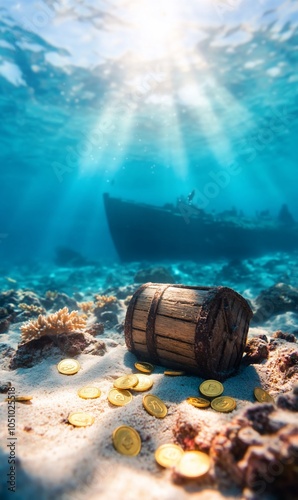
[[0, 1, 298, 499]]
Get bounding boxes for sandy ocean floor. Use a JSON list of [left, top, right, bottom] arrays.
[[0, 253, 298, 500]]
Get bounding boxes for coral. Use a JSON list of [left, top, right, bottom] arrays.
[[45, 290, 58, 300], [79, 301, 94, 314], [19, 303, 45, 316], [94, 294, 117, 309], [124, 295, 132, 306], [20, 307, 87, 344]]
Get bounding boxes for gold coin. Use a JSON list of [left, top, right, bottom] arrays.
[[187, 397, 210, 408], [134, 361, 154, 374], [68, 411, 95, 427], [5, 395, 33, 402], [143, 394, 167, 418], [199, 379, 224, 397], [254, 387, 275, 404], [57, 358, 80, 375], [164, 370, 185, 376], [211, 396, 236, 413], [78, 387, 101, 399], [108, 388, 132, 406], [175, 451, 211, 478], [155, 444, 184, 468], [132, 374, 153, 392], [114, 374, 138, 390], [112, 425, 141, 456]]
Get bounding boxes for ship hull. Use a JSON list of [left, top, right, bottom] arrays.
[[103, 193, 298, 261]]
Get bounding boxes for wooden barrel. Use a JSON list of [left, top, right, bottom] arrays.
[[125, 283, 253, 380]]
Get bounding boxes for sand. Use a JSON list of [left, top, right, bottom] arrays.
[[0, 256, 297, 499]]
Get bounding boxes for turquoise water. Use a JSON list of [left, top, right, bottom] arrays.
[[0, 0, 298, 264]]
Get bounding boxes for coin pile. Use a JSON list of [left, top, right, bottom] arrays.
[[186, 379, 237, 413], [155, 443, 211, 479], [107, 370, 155, 408]]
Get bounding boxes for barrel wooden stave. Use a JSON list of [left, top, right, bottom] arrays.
[[125, 283, 252, 379]]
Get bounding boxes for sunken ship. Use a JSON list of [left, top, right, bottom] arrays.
[[103, 193, 298, 261]]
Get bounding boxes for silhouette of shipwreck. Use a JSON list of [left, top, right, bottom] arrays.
[[103, 193, 298, 261]]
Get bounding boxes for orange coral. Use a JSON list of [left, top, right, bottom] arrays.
[[79, 301, 94, 314], [19, 303, 45, 315], [94, 295, 117, 309], [20, 307, 87, 344]]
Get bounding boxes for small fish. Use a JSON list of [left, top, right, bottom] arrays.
[[5, 277, 17, 283]]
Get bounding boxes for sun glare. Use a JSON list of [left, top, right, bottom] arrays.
[[126, 0, 180, 58]]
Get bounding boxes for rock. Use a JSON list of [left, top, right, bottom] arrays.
[[0, 381, 11, 393], [0, 344, 16, 371], [173, 418, 200, 450], [85, 323, 104, 336], [243, 337, 269, 365], [134, 266, 175, 284], [210, 403, 298, 497], [54, 246, 88, 267], [218, 259, 251, 281], [277, 385, 298, 412], [9, 332, 106, 369], [253, 283, 298, 323], [115, 321, 124, 333], [272, 330, 296, 343], [98, 311, 118, 329], [41, 292, 78, 312], [277, 349, 298, 377], [0, 318, 10, 333]]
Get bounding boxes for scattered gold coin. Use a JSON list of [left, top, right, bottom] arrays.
[[68, 411, 95, 427], [164, 370, 185, 376], [199, 379, 224, 397], [254, 387, 275, 404], [57, 359, 80, 375], [114, 374, 138, 390], [155, 444, 184, 468], [5, 395, 33, 402], [112, 425, 141, 456], [175, 451, 211, 478], [78, 387, 101, 399], [134, 361, 154, 374], [108, 388, 132, 406], [143, 394, 167, 418], [187, 397, 210, 408], [211, 396, 236, 413], [132, 374, 153, 392]]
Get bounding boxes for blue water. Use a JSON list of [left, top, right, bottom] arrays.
[[0, 0, 298, 265]]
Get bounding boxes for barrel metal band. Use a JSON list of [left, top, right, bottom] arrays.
[[146, 284, 172, 363], [124, 282, 149, 352]]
